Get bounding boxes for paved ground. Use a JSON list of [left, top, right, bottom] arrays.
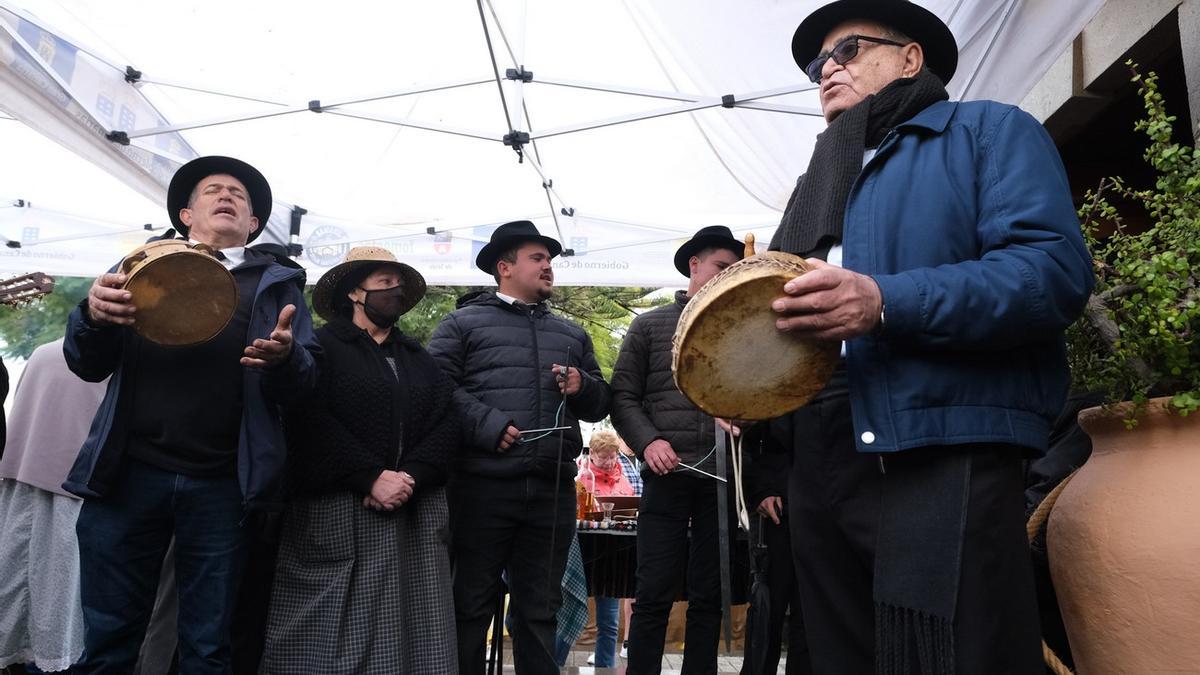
[[493, 648, 792, 674]]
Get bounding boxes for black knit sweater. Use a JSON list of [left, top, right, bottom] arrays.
[[285, 318, 458, 498]]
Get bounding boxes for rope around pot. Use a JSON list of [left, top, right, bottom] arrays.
[[1026, 470, 1077, 675]]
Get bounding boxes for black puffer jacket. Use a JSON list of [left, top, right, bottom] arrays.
[[427, 291, 612, 479], [610, 291, 723, 478]]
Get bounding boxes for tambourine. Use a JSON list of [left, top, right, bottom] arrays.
[[119, 240, 238, 346], [672, 244, 838, 421]]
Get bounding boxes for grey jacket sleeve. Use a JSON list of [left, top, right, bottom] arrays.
[[609, 317, 662, 459], [427, 314, 513, 453]]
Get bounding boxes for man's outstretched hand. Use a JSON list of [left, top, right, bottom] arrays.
[[241, 304, 296, 368]]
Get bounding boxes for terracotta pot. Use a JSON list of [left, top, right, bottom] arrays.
[[1048, 397, 1200, 673]]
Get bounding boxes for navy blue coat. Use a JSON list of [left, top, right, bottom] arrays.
[[840, 100, 1093, 454], [427, 291, 612, 479], [62, 249, 320, 508]]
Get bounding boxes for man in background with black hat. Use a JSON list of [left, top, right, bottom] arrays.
[[609, 226, 744, 674], [427, 220, 611, 674], [63, 156, 320, 674], [765, 1, 1093, 673]]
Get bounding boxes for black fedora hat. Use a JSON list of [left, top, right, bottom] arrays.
[[792, 0, 958, 85], [673, 225, 745, 277], [167, 155, 273, 243], [474, 220, 563, 274]]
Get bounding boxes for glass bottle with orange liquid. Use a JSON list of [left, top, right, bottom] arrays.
[[576, 448, 598, 519]]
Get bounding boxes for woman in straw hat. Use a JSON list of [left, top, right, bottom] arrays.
[[260, 247, 458, 674]]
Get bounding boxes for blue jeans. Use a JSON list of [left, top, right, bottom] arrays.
[[593, 596, 620, 667], [554, 635, 572, 667], [74, 459, 246, 675]]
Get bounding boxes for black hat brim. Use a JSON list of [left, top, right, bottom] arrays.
[[792, 0, 958, 85], [673, 234, 745, 277], [475, 234, 563, 275], [167, 156, 273, 243]]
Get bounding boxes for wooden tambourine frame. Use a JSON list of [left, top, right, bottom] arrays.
[[120, 240, 238, 346]]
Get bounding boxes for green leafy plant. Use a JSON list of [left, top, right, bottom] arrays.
[[306, 283, 664, 380], [1068, 62, 1200, 424]]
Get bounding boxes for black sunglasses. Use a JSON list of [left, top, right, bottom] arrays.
[[805, 34, 908, 84]]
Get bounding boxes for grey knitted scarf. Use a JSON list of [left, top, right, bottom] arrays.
[[770, 70, 948, 258]]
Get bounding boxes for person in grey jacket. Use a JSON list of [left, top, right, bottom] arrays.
[[610, 225, 744, 674], [427, 220, 611, 675]]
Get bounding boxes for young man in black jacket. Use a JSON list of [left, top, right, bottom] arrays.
[[427, 220, 612, 675], [610, 226, 744, 674]]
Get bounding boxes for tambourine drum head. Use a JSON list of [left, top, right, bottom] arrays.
[[672, 252, 839, 420], [124, 248, 237, 346]]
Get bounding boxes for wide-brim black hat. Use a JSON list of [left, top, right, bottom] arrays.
[[312, 246, 427, 323], [673, 225, 745, 277], [475, 220, 563, 274], [792, 0, 958, 84], [167, 155, 273, 243]]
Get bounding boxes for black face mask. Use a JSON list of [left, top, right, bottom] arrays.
[[355, 285, 406, 327]]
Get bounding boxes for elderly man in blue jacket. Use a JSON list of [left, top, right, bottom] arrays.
[[63, 156, 319, 675], [762, 1, 1093, 673]]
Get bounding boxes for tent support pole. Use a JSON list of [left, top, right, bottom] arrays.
[[536, 76, 816, 104], [482, 0, 519, 70], [475, 0, 517, 138], [714, 421, 734, 653], [326, 110, 500, 143], [527, 82, 823, 141], [734, 101, 824, 116], [958, 0, 1021, 98], [8, 224, 164, 247], [119, 78, 493, 140]]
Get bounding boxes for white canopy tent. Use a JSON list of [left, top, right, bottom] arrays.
[[0, 0, 1105, 285]]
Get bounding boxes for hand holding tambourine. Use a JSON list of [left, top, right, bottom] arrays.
[[86, 272, 136, 327], [672, 240, 839, 421], [101, 240, 239, 346], [772, 257, 884, 340]]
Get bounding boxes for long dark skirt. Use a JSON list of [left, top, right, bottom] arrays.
[[260, 487, 457, 675]]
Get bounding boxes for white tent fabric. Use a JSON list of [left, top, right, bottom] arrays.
[[0, 0, 1105, 285]]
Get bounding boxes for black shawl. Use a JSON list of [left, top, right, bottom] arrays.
[[285, 318, 458, 498]]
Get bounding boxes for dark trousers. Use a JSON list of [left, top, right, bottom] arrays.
[[627, 472, 732, 675], [230, 513, 281, 675], [74, 459, 247, 675], [449, 473, 575, 675], [133, 539, 178, 675], [742, 513, 812, 675], [786, 393, 1043, 674]]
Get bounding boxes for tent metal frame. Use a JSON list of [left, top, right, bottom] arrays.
[[104, 77, 822, 147], [0, 0, 1026, 255]]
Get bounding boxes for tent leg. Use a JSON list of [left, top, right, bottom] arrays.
[[715, 421, 734, 653]]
